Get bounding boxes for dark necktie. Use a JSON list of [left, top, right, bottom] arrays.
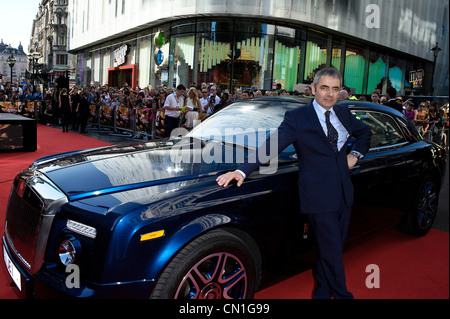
[[325, 110, 339, 152]]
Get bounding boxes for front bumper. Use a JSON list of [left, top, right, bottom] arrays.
[[3, 236, 33, 298], [3, 236, 155, 299]]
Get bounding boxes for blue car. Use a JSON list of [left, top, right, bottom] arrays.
[[2, 97, 446, 299]]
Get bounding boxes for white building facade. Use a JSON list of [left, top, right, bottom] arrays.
[[30, 0, 76, 86], [67, 0, 449, 96], [0, 41, 27, 84]]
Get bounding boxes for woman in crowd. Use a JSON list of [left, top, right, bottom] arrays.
[[403, 101, 416, 121], [58, 88, 72, 132], [183, 88, 203, 130], [415, 102, 429, 135], [427, 102, 440, 143]]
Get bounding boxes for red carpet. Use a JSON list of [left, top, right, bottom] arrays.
[[0, 124, 448, 299], [0, 124, 111, 183], [254, 228, 449, 299]]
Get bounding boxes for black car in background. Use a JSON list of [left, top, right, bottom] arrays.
[[2, 97, 446, 299]]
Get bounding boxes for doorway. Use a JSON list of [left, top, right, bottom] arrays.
[[108, 65, 137, 89]]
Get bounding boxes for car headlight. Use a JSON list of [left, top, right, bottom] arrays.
[[58, 238, 80, 266]]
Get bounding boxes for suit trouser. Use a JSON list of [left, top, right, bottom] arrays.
[[164, 116, 179, 137], [307, 200, 353, 299]]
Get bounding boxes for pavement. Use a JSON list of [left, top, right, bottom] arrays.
[[75, 124, 449, 233]]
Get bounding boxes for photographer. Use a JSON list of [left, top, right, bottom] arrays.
[[206, 85, 220, 114], [206, 94, 217, 114]]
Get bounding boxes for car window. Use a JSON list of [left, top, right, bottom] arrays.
[[352, 110, 406, 149], [187, 100, 301, 149]]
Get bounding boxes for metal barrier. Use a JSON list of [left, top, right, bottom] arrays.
[[88, 104, 161, 140], [1, 101, 163, 140]]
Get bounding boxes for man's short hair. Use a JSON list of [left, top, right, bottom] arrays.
[[176, 84, 186, 91], [313, 67, 342, 88], [386, 87, 397, 98]]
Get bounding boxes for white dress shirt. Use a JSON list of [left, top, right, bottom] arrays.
[[312, 99, 349, 151], [199, 97, 209, 112], [164, 92, 184, 118]]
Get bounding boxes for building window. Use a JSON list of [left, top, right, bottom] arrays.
[[367, 51, 387, 94], [235, 33, 274, 90], [196, 32, 233, 88], [344, 42, 366, 94], [273, 36, 299, 91], [137, 35, 152, 88], [331, 38, 344, 71], [56, 54, 68, 65], [388, 56, 406, 94], [304, 30, 328, 84]]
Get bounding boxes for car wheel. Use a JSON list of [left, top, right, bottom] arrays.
[[150, 229, 260, 299], [400, 177, 439, 236]]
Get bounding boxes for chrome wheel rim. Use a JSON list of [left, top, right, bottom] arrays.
[[175, 252, 247, 299], [417, 181, 438, 230]]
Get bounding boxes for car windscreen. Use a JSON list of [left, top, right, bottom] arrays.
[[187, 100, 302, 149]]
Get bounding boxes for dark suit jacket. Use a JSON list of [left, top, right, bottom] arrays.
[[238, 101, 372, 215], [384, 99, 403, 113]]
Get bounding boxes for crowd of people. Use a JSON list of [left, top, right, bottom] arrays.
[[1, 79, 448, 146], [364, 87, 449, 146]]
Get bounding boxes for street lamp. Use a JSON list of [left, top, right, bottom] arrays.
[[27, 50, 42, 88], [430, 42, 441, 95], [7, 54, 16, 84]]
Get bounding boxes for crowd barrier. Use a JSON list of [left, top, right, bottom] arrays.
[[1, 101, 162, 139], [88, 104, 160, 139]]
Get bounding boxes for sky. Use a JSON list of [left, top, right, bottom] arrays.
[[0, 0, 42, 53]]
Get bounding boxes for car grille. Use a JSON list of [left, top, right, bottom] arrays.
[[4, 173, 68, 274], [5, 183, 43, 270]]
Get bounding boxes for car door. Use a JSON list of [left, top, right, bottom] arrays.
[[241, 144, 304, 255], [347, 109, 412, 237]]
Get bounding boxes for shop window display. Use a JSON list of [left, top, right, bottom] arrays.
[[367, 51, 387, 94], [344, 42, 365, 94]]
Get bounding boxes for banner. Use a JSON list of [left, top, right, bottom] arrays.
[[0, 102, 17, 113], [0, 102, 40, 118], [100, 104, 114, 127], [88, 104, 97, 123], [117, 106, 130, 129]]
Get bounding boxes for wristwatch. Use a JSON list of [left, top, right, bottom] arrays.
[[350, 150, 363, 160]]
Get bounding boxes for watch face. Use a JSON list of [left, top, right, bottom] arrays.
[[351, 151, 361, 159]]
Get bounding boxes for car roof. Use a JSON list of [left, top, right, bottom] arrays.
[[239, 96, 404, 118]]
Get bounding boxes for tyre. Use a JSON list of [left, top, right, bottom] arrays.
[[150, 229, 260, 299], [399, 177, 439, 236]]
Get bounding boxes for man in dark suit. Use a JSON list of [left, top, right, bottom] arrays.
[[384, 87, 403, 113], [216, 67, 372, 299]]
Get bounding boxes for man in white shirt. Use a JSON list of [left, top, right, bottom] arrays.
[[199, 89, 209, 113], [206, 86, 221, 114], [163, 84, 186, 137], [12, 83, 23, 95]]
